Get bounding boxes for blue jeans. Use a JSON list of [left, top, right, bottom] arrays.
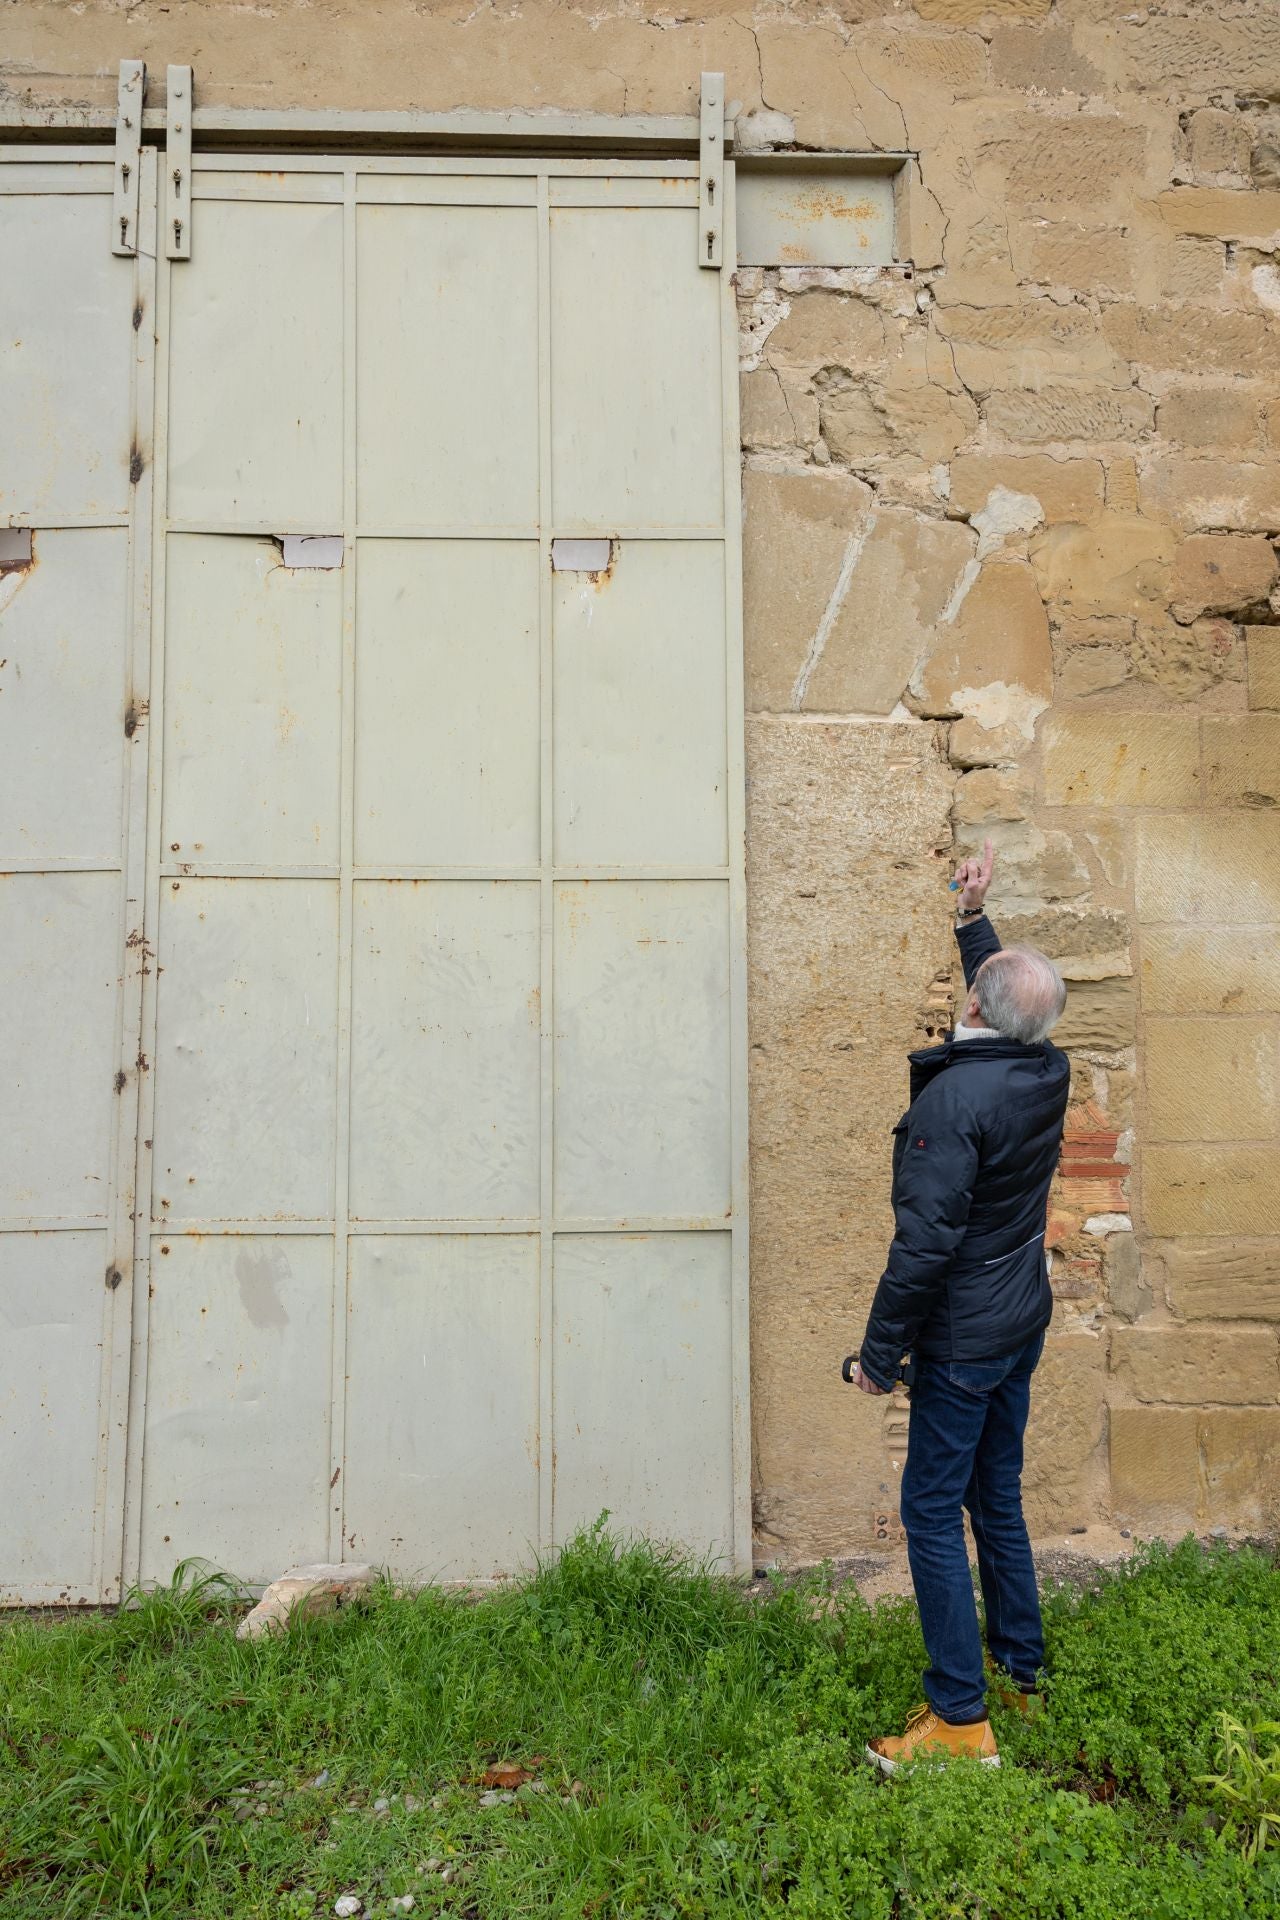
[[898, 1330, 1046, 1724]]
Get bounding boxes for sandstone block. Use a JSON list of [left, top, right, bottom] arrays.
[[1141, 928, 1280, 1016], [1055, 644, 1130, 698], [746, 717, 954, 1555], [979, 116, 1148, 212], [1131, 615, 1243, 700], [1163, 1240, 1280, 1321], [953, 820, 1090, 901], [1111, 1404, 1280, 1535], [1109, 1407, 1200, 1533], [1140, 458, 1280, 534], [1162, 236, 1227, 301], [1023, 1333, 1107, 1531], [1254, 115, 1280, 192], [237, 1563, 373, 1641], [862, 27, 988, 98], [1146, 1016, 1280, 1143], [1105, 303, 1274, 377], [1247, 628, 1280, 709], [912, 558, 1052, 720], [765, 292, 886, 373], [999, 904, 1131, 981], [742, 467, 874, 712], [1110, 1325, 1280, 1406], [934, 300, 1119, 391], [984, 383, 1154, 444], [1011, 220, 1134, 295], [1186, 109, 1253, 180], [1143, 1145, 1280, 1237], [949, 453, 1103, 525], [1170, 534, 1279, 622], [1204, 714, 1280, 808], [1055, 979, 1137, 1053], [1120, 17, 1280, 95], [1156, 386, 1263, 452], [1136, 813, 1280, 924], [740, 369, 814, 452], [990, 25, 1104, 97], [1040, 713, 1199, 808], [952, 766, 1033, 825], [930, 265, 1021, 310], [948, 717, 1029, 768], [1030, 517, 1174, 619], [1155, 187, 1280, 242], [1105, 1232, 1151, 1322], [802, 507, 976, 716], [917, 0, 1050, 19], [819, 372, 980, 466]]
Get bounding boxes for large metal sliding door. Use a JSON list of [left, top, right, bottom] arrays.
[[125, 154, 747, 1587], [0, 149, 155, 1603]]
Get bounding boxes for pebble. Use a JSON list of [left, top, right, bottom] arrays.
[[440, 1867, 456, 1885], [421, 1858, 441, 1874], [334, 1898, 361, 1918], [313, 1769, 331, 1789], [373, 1797, 390, 1814], [402, 1792, 422, 1813], [478, 1788, 516, 1808], [393, 1899, 415, 1913]]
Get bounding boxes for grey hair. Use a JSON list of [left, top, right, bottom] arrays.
[[973, 945, 1067, 1045]]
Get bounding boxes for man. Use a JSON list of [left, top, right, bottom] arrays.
[[852, 838, 1069, 1774]]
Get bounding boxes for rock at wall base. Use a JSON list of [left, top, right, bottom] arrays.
[[236, 1563, 374, 1641]]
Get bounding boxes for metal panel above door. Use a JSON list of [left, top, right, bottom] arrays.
[[127, 152, 748, 1587]]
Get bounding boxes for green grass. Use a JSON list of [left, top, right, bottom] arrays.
[[3, 1527, 1280, 1918]]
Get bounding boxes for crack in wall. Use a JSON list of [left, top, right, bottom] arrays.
[[790, 511, 877, 710]]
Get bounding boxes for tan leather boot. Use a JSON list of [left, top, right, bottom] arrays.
[[864, 1702, 1000, 1775], [985, 1654, 1044, 1717]]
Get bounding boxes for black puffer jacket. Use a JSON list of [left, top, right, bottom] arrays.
[[858, 914, 1070, 1389]]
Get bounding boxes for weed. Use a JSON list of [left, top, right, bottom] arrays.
[[1, 1529, 1279, 1917], [1197, 1711, 1280, 1861]]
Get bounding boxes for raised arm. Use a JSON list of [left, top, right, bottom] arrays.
[[952, 838, 1001, 988]]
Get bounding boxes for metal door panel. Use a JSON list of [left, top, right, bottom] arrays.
[[138, 1234, 332, 1582], [355, 205, 539, 527], [349, 882, 541, 1219], [0, 529, 129, 865], [550, 207, 723, 529], [344, 1234, 540, 1577], [553, 540, 728, 868], [0, 191, 133, 522], [0, 1232, 109, 1597], [167, 199, 344, 526], [354, 540, 540, 867], [0, 147, 155, 1602], [162, 534, 343, 865], [0, 873, 120, 1219], [553, 1233, 733, 1556], [150, 880, 339, 1221], [554, 881, 732, 1220]]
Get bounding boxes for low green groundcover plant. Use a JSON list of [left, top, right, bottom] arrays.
[[2, 1528, 1279, 1917]]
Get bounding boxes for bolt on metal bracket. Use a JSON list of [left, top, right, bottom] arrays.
[[698, 72, 724, 270], [112, 59, 146, 255], [166, 65, 193, 259]]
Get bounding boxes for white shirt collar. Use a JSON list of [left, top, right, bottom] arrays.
[[953, 1023, 1002, 1042]]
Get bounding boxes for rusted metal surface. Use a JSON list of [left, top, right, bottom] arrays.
[[736, 164, 895, 267]]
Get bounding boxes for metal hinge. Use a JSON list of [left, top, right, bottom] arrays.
[[698, 71, 724, 270], [166, 65, 193, 259], [111, 59, 146, 256]]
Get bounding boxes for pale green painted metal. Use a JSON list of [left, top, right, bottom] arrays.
[[1, 146, 749, 1596], [0, 146, 156, 1604]]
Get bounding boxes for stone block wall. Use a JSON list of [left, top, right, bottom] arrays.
[[7, 0, 1280, 1559]]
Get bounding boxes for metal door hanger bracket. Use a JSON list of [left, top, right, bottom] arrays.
[[166, 65, 193, 260], [698, 71, 724, 270], [112, 59, 146, 256]]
